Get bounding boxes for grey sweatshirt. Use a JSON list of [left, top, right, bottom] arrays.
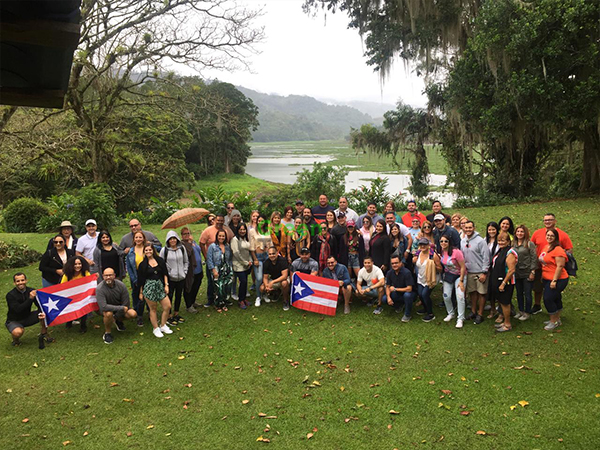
[[159, 230, 189, 281], [461, 231, 490, 273], [96, 280, 130, 313]]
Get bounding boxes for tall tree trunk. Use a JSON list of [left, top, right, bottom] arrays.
[[579, 126, 600, 192]]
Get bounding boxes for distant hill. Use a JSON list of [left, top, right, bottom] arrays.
[[319, 98, 396, 121], [237, 86, 377, 142]]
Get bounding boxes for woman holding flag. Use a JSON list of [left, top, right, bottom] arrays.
[[61, 256, 91, 333]]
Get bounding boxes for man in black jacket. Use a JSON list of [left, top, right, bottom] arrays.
[[5, 273, 53, 346]]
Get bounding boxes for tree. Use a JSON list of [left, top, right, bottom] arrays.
[[351, 103, 433, 199], [0, 0, 264, 206], [305, 0, 600, 195]]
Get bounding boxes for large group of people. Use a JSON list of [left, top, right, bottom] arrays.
[[5, 195, 574, 346]]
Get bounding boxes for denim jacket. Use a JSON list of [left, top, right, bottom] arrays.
[[206, 243, 232, 271]]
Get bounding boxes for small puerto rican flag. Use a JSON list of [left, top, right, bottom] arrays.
[[36, 275, 98, 326], [291, 272, 340, 316]]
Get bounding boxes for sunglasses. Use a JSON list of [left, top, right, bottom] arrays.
[[54, 240, 64, 244], [129, 224, 140, 228]]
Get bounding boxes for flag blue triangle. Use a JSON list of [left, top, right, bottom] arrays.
[[291, 273, 314, 304], [37, 291, 72, 325]]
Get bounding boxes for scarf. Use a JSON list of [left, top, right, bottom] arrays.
[[317, 234, 331, 272], [269, 223, 287, 257]]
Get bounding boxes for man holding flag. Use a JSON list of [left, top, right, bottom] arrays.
[[5, 273, 54, 347], [322, 256, 353, 314], [37, 272, 98, 330]]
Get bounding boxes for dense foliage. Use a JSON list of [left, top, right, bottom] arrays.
[[0, 240, 41, 269], [305, 0, 600, 196], [3, 198, 49, 233]]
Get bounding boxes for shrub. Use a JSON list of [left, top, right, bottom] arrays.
[[37, 193, 77, 232], [147, 197, 181, 224], [72, 183, 117, 230], [0, 240, 42, 269], [3, 197, 49, 232], [345, 177, 403, 214]]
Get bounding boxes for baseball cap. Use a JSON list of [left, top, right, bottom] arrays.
[[433, 214, 445, 221], [347, 220, 356, 227], [85, 219, 97, 226], [418, 238, 430, 246], [300, 247, 310, 254]]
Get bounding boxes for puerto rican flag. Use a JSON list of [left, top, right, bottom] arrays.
[[36, 275, 98, 326], [291, 272, 340, 316]]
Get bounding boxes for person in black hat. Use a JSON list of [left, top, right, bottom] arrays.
[[293, 200, 305, 219], [290, 247, 319, 276]]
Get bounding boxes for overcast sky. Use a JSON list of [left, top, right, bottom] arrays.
[[201, 0, 427, 107]]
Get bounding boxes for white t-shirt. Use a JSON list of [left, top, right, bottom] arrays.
[[76, 233, 98, 261], [357, 265, 384, 289], [386, 222, 411, 237]]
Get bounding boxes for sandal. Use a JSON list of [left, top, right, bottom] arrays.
[[496, 324, 512, 332], [487, 311, 498, 319], [222, 306, 228, 312], [495, 315, 504, 324], [216, 308, 223, 313]]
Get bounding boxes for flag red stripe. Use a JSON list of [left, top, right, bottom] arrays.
[[293, 300, 336, 316], [66, 288, 97, 303], [40, 275, 97, 294], [47, 302, 99, 326], [309, 288, 339, 301], [296, 272, 339, 287]]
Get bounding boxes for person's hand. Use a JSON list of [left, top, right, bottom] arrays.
[[89, 259, 95, 266], [253, 260, 259, 267], [387, 298, 393, 306], [123, 306, 128, 313], [139, 293, 144, 300], [124, 247, 131, 254], [459, 281, 465, 292], [478, 274, 487, 283], [339, 280, 344, 287], [165, 285, 169, 294], [212, 269, 219, 280], [390, 286, 395, 292], [499, 282, 505, 292], [528, 271, 535, 282], [38, 312, 46, 320], [56, 269, 64, 276], [29, 290, 37, 299], [550, 280, 557, 289]]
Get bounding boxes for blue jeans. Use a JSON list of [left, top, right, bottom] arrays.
[[206, 270, 215, 304], [234, 269, 250, 301], [515, 277, 533, 313], [383, 290, 416, 316], [417, 284, 433, 315], [132, 282, 145, 316], [254, 252, 268, 299], [42, 278, 54, 288]]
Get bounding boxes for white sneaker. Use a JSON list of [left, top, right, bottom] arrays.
[[484, 304, 492, 311], [186, 306, 198, 314], [443, 313, 456, 322], [246, 292, 251, 298], [231, 294, 239, 301], [254, 297, 261, 307], [455, 319, 464, 329], [264, 295, 271, 303], [518, 312, 530, 321], [153, 327, 164, 338], [160, 325, 173, 334]]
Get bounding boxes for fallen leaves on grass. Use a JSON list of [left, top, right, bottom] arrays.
[[388, 410, 400, 415], [256, 436, 271, 443], [146, 425, 154, 430], [21, 418, 29, 423], [307, 433, 314, 439], [110, 382, 119, 387], [62, 441, 72, 446], [460, 411, 470, 416], [242, 399, 250, 405]]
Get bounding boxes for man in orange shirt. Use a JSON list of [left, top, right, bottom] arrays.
[[530, 213, 573, 314], [401, 200, 426, 228]]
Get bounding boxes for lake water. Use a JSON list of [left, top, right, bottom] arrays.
[[246, 143, 457, 206]]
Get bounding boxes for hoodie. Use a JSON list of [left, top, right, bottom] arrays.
[[159, 230, 189, 281], [461, 231, 490, 273]]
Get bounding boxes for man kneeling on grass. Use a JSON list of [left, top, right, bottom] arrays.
[[96, 268, 137, 344], [322, 256, 353, 315], [5, 273, 54, 347], [380, 255, 416, 322], [260, 246, 291, 311], [355, 256, 385, 312]]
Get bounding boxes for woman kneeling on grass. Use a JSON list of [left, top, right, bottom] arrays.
[[539, 228, 569, 331], [490, 232, 518, 332], [137, 243, 173, 338]]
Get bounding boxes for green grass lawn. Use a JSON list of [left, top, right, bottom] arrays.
[[191, 173, 284, 197], [250, 140, 449, 175], [1, 197, 599, 449]]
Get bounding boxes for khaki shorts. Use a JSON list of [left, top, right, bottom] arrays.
[[466, 273, 489, 295]]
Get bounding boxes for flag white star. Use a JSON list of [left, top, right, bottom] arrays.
[[45, 297, 60, 312], [294, 283, 305, 296]]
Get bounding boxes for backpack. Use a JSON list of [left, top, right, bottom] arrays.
[[163, 246, 185, 264], [565, 251, 578, 277]]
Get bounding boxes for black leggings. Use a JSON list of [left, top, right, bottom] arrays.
[[168, 279, 185, 313], [183, 273, 203, 308]]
